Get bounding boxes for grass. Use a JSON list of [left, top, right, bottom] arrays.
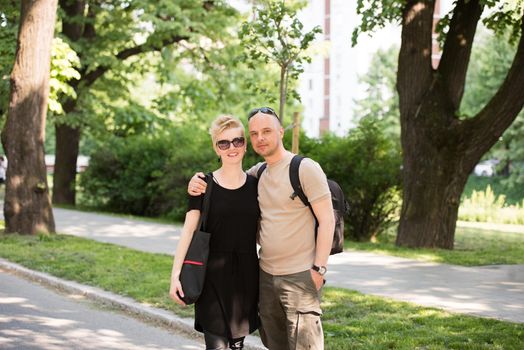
[[463, 175, 524, 206], [347, 224, 524, 266], [0, 233, 522, 350]]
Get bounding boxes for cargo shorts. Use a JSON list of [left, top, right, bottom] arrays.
[[259, 269, 323, 350]]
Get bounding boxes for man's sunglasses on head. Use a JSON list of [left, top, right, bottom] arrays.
[[247, 107, 280, 121], [216, 137, 245, 150]]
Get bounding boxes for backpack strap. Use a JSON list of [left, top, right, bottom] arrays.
[[289, 155, 310, 207], [197, 173, 214, 232], [257, 162, 267, 179]]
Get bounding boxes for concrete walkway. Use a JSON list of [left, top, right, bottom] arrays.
[[4, 207, 524, 323]]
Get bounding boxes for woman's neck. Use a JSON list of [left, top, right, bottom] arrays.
[[214, 163, 246, 189]]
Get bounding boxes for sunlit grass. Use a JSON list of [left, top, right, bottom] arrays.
[[347, 224, 524, 266], [0, 233, 522, 349]]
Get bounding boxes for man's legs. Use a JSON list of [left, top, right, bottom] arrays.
[[259, 269, 323, 350], [259, 269, 289, 350]]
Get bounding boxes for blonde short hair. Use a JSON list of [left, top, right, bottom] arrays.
[[209, 115, 245, 144]]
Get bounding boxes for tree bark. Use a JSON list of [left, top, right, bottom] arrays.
[[396, 0, 524, 249], [279, 65, 287, 124], [52, 123, 80, 205], [1, 0, 57, 234]]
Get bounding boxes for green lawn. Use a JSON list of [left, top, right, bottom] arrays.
[[348, 224, 524, 266], [463, 175, 524, 206], [0, 233, 522, 349]]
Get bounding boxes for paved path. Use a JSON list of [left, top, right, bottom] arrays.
[[0, 268, 203, 350], [50, 208, 524, 323]]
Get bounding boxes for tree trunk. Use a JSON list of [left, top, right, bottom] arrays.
[[279, 65, 287, 124], [52, 123, 80, 205], [1, 0, 57, 234], [51, 0, 86, 206], [395, 0, 524, 249], [396, 102, 471, 248]]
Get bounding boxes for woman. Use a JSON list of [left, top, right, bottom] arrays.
[[169, 115, 260, 350]]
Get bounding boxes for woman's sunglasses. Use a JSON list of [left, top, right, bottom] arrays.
[[216, 137, 245, 150]]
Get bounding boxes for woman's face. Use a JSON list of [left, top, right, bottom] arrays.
[[214, 127, 246, 164]]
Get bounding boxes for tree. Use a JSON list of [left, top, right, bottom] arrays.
[[240, 0, 321, 124], [52, 0, 236, 205], [1, 0, 57, 234], [354, 0, 524, 248], [461, 27, 524, 185]]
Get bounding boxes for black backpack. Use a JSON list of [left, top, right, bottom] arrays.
[[257, 154, 349, 255]]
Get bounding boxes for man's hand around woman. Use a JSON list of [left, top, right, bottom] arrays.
[[188, 172, 207, 196]]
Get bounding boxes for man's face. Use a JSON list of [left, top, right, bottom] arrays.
[[248, 112, 283, 158]]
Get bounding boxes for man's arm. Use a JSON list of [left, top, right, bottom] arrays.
[[309, 195, 335, 290], [188, 162, 262, 196], [311, 196, 335, 266]]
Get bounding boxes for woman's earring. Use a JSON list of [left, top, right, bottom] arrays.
[[217, 156, 221, 163]]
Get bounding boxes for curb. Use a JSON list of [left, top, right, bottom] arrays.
[[0, 258, 266, 350]]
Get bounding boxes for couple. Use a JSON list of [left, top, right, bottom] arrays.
[[169, 107, 335, 350]]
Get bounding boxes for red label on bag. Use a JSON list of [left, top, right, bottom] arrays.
[[183, 260, 204, 266]]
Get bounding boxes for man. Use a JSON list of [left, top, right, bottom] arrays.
[[188, 107, 335, 349]]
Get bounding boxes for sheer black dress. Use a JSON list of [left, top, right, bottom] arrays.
[[187, 174, 260, 339]]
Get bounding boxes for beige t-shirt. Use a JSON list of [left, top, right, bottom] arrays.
[[248, 152, 330, 275]]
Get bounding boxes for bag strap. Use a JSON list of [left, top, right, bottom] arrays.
[[197, 173, 214, 231], [256, 162, 267, 179], [289, 155, 309, 207]]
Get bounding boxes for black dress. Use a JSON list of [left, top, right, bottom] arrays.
[[187, 174, 260, 339]]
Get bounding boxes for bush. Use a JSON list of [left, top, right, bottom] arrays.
[[459, 185, 524, 225], [80, 126, 216, 219], [306, 119, 402, 241], [79, 134, 172, 216]]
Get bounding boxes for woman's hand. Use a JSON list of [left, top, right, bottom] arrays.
[[169, 278, 187, 306]]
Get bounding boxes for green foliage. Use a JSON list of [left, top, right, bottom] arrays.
[[239, 0, 321, 122], [352, 0, 524, 46], [353, 44, 400, 141], [461, 27, 524, 191], [351, 0, 403, 46], [79, 125, 216, 220], [306, 118, 402, 241], [48, 37, 80, 114], [79, 133, 173, 216], [459, 185, 524, 225], [0, 4, 18, 118], [0, 8, 80, 118], [463, 175, 524, 206]]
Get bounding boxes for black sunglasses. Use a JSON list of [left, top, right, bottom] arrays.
[[247, 107, 280, 121], [216, 136, 245, 150]]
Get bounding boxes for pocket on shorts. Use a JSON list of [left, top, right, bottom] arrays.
[[295, 310, 323, 349]]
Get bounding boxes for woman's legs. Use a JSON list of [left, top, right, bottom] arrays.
[[228, 337, 244, 349], [204, 332, 228, 350], [204, 331, 245, 350]]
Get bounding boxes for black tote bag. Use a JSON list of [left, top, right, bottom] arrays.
[[178, 174, 213, 305]]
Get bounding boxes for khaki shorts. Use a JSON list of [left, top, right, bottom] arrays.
[[259, 269, 323, 350]]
